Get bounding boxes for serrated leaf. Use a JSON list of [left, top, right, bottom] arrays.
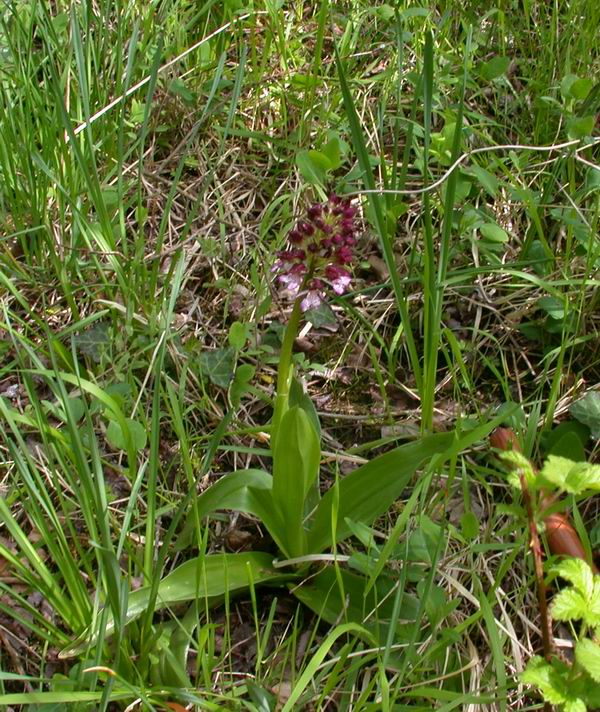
[[539, 455, 576, 490], [198, 346, 235, 388], [541, 455, 600, 494], [106, 417, 147, 451], [564, 699, 587, 712], [551, 588, 588, 622], [570, 392, 600, 439], [521, 656, 569, 704], [480, 55, 510, 81], [576, 639, 600, 682], [552, 558, 594, 598]]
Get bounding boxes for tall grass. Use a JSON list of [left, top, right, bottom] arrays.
[[0, 1, 599, 709]]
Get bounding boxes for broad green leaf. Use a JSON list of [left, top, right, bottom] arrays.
[[541, 420, 589, 461], [307, 149, 333, 171], [176, 469, 288, 554], [468, 164, 499, 197], [0, 691, 132, 706], [561, 73, 580, 99], [564, 699, 587, 712], [521, 656, 568, 705], [296, 149, 326, 185], [561, 74, 593, 101], [576, 639, 600, 682], [272, 406, 320, 557], [229, 363, 255, 406], [540, 455, 600, 493], [292, 566, 418, 646], [460, 511, 479, 540], [321, 137, 341, 169], [538, 296, 565, 319], [570, 392, 600, 439], [198, 346, 235, 388], [480, 222, 508, 243], [61, 552, 288, 657], [479, 55, 510, 81], [228, 321, 250, 350], [106, 417, 147, 451], [552, 558, 594, 598], [307, 432, 454, 554], [551, 588, 588, 622], [289, 376, 321, 437], [566, 115, 595, 140]]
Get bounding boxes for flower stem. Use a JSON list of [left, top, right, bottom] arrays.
[[271, 297, 302, 449]]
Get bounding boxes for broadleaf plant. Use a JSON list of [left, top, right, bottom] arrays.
[[61, 197, 504, 662], [494, 434, 600, 711]]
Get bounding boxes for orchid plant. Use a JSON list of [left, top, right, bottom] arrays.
[[62, 192, 500, 692]]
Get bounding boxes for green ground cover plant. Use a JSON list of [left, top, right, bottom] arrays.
[[0, 0, 600, 709]]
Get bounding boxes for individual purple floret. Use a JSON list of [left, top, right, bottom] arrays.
[[274, 193, 358, 310]]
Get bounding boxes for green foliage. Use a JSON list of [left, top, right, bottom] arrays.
[[522, 559, 600, 711], [570, 392, 600, 440]]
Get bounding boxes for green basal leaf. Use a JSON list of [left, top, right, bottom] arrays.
[[175, 469, 288, 555], [307, 432, 455, 554], [292, 566, 418, 648], [576, 639, 600, 682], [289, 376, 321, 437], [198, 346, 236, 388], [61, 552, 289, 658], [272, 406, 320, 558]]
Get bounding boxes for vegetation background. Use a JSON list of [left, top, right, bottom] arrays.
[[0, 0, 599, 709]]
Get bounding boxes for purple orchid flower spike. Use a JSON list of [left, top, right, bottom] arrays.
[[275, 193, 358, 310]]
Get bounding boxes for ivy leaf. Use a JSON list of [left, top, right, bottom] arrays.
[[576, 639, 600, 682], [198, 347, 235, 388], [521, 656, 569, 705], [570, 392, 600, 439]]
